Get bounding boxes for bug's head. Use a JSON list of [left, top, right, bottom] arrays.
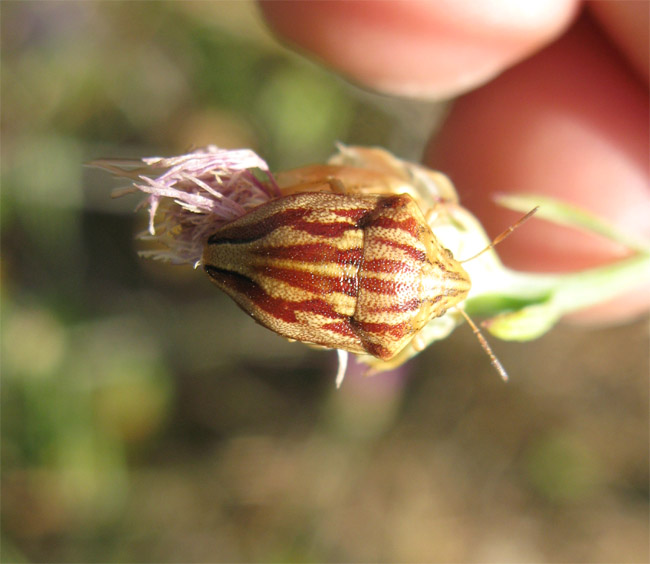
[[412, 237, 472, 335]]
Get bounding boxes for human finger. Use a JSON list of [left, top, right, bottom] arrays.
[[425, 16, 650, 322], [589, 1, 649, 84], [259, 0, 579, 98]]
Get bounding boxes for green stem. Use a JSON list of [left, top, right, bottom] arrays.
[[468, 253, 650, 319]]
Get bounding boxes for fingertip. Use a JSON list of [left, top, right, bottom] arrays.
[[259, 0, 579, 98]]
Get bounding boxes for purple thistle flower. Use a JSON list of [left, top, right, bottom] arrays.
[[92, 146, 281, 266]]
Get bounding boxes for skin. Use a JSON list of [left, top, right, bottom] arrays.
[[260, 0, 649, 323]]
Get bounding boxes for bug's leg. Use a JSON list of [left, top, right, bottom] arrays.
[[326, 177, 347, 194], [424, 200, 459, 230], [335, 349, 349, 388], [424, 204, 443, 227], [408, 168, 459, 208], [411, 331, 428, 352]]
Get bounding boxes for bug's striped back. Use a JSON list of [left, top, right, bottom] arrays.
[[202, 192, 470, 360]]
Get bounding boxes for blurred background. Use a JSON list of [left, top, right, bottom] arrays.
[[1, 2, 648, 562]]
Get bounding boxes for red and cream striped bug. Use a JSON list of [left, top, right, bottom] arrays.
[[201, 148, 536, 386]]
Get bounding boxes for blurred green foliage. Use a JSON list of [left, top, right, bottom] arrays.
[[1, 2, 648, 563]]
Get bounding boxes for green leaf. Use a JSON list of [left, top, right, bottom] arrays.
[[496, 193, 650, 253], [483, 303, 561, 341]]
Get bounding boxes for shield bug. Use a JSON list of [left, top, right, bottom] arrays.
[[201, 158, 536, 385]]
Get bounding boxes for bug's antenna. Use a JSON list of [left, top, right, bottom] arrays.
[[457, 308, 508, 381], [461, 206, 539, 263]]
